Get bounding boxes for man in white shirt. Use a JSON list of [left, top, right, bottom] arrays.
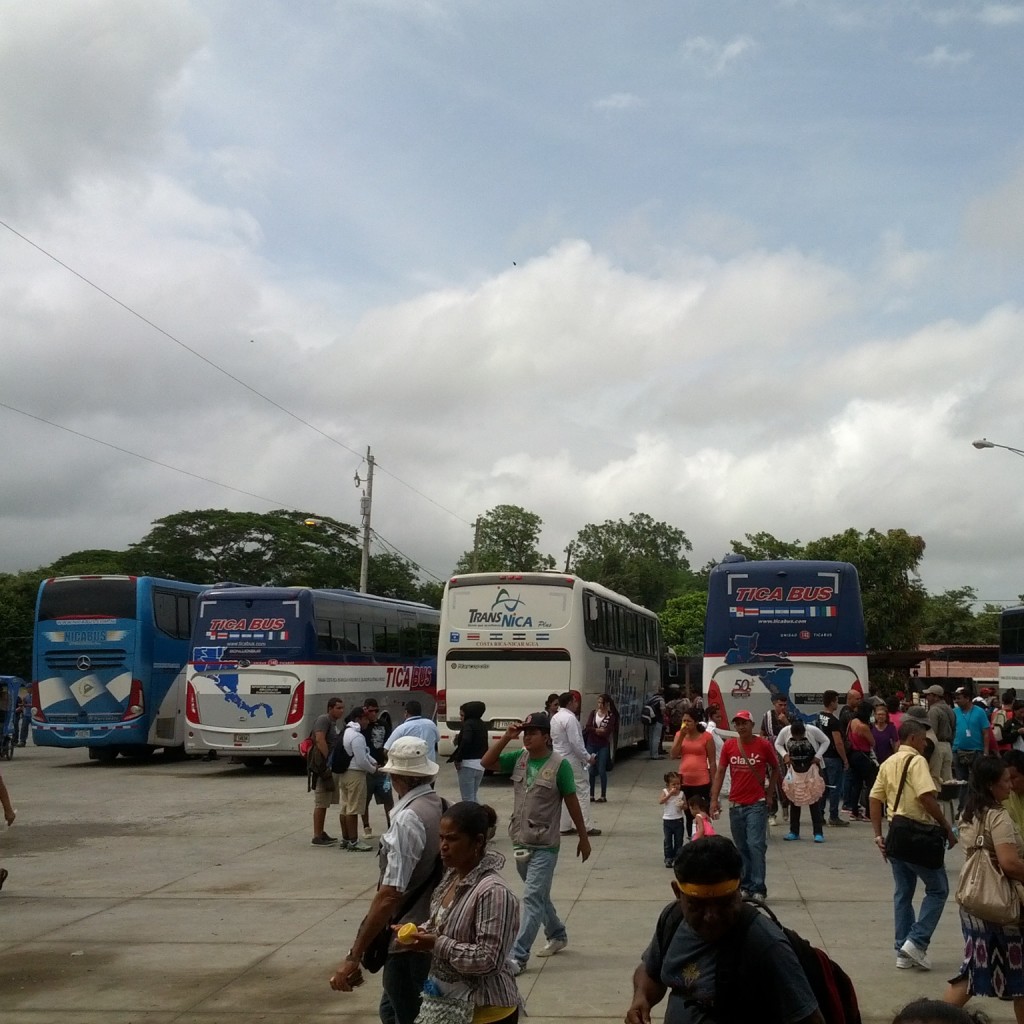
[[552, 691, 601, 836]]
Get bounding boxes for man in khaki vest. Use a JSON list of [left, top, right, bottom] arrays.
[[483, 711, 591, 975]]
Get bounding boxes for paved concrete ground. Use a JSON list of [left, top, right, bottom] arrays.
[[0, 742, 1013, 1023]]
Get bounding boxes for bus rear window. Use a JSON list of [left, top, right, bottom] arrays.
[[38, 579, 137, 621]]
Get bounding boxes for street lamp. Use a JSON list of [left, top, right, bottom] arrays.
[[972, 438, 1024, 458]]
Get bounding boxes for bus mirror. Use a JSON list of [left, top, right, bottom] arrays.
[[666, 648, 679, 679]]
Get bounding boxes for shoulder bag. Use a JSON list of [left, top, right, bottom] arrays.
[[955, 809, 1023, 925], [884, 756, 947, 870], [361, 854, 444, 973]]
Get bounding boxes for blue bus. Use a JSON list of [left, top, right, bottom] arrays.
[[999, 606, 1024, 693], [703, 556, 869, 724], [184, 586, 440, 763], [32, 575, 208, 760]]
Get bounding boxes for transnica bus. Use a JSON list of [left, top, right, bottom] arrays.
[[32, 575, 207, 760], [184, 586, 440, 763], [703, 556, 869, 724], [436, 572, 661, 757], [999, 606, 1024, 692]]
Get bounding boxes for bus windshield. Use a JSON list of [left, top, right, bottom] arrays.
[[192, 593, 308, 663], [37, 577, 137, 621]]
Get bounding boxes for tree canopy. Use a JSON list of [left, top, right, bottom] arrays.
[[570, 512, 695, 611], [455, 505, 555, 573]]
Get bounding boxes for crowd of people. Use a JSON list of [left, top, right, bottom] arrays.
[[306, 680, 1024, 1024]]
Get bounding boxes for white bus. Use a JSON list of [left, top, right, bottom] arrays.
[[436, 572, 661, 757], [184, 586, 439, 764]]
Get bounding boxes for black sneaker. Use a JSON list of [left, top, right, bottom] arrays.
[[311, 835, 335, 846]]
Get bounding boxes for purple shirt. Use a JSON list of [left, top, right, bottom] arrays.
[[871, 722, 899, 762]]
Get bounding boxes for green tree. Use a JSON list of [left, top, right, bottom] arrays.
[[569, 512, 695, 611], [803, 528, 926, 651], [46, 548, 135, 576], [659, 590, 707, 657], [0, 570, 41, 680], [728, 532, 804, 561], [129, 509, 362, 587], [920, 587, 987, 644], [455, 505, 555, 573]]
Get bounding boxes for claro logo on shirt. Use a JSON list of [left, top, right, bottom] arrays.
[[729, 754, 764, 769]]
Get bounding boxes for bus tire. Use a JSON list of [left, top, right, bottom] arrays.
[[90, 747, 119, 763], [241, 757, 267, 769]]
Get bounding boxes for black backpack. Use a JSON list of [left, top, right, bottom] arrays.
[[328, 731, 353, 773], [655, 899, 860, 1024]]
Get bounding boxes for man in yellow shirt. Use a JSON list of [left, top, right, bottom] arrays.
[[869, 719, 957, 973], [1003, 750, 1024, 836]]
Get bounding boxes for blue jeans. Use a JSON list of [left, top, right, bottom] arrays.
[[729, 801, 768, 897], [456, 766, 483, 803], [648, 721, 663, 758], [663, 818, 685, 864], [511, 848, 566, 965], [379, 950, 431, 1024], [890, 856, 949, 953], [588, 745, 609, 798], [821, 757, 844, 821]]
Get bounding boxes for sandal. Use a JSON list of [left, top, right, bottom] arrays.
[[0, 868, 8, 891]]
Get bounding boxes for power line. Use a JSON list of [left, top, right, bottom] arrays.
[[0, 401, 292, 507], [370, 529, 445, 584], [1, 217, 473, 526]]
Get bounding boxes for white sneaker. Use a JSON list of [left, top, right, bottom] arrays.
[[895, 953, 915, 969], [536, 937, 567, 958], [507, 957, 524, 976], [363, 826, 373, 837], [768, 814, 779, 827], [899, 939, 932, 970]]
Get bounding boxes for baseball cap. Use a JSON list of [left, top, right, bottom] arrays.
[[924, 684, 945, 697], [731, 710, 754, 723], [521, 711, 551, 732]]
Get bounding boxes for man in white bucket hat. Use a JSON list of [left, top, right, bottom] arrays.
[[330, 737, 443, 1024]]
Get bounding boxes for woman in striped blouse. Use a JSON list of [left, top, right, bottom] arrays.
[[400, 802, 522, 1023]]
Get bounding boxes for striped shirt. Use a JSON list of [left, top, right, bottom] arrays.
[[428, 850, 522, 1012]]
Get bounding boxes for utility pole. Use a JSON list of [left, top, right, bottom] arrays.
[[358, 446, 374, 593], [470, 517, 482, 572]]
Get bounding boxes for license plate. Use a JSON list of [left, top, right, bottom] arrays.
[[233, 733, 250, 744], [76, 730, 90, 737], [491, 719, 516, 729]]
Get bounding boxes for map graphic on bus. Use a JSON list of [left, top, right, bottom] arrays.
[[723, 632, 795, 701]]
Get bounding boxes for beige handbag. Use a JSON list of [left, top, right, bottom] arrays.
[[955, 809, 1022, 925]]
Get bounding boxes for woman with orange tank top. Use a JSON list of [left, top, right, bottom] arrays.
[[669, 710, 717, 838]]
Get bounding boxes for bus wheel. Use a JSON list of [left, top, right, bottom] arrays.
[[90, 747, 119, 763], [240, 757, 267, 770]]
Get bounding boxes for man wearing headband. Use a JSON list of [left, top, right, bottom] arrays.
[[626, 836, 823, 1024]]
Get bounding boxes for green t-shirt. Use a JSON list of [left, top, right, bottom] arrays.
[[1004, 791, 1024, 838], [497, 748, 577, 851]]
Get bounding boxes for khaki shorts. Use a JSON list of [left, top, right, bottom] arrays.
[[313, 773, 341, 809], [339, 771, 368, 816]]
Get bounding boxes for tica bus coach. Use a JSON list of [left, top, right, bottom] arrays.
[[32, 575, 209, 760], [184, 586, 439, 763], [703, 555, 869, 724], [436, 572, 661, 757]]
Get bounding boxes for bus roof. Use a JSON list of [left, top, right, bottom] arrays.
[[196, 585, 437, 613], [445, 572, 657, 616]]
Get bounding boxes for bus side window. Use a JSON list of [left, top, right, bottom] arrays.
[[154, 591, 178, 638]]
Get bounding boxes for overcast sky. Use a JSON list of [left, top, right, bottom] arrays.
[[3, 0, 1024, 604]]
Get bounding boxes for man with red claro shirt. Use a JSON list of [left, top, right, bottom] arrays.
[[709, 710, 781, 902]]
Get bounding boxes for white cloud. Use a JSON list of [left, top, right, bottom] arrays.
[[680, 35, 757, 76], [916, 44, 973, 67], [979, 4, 1024, 25], [0, 0, 205, 207], [592, 93, 645, 112], [964, 163, 1024, 254]]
